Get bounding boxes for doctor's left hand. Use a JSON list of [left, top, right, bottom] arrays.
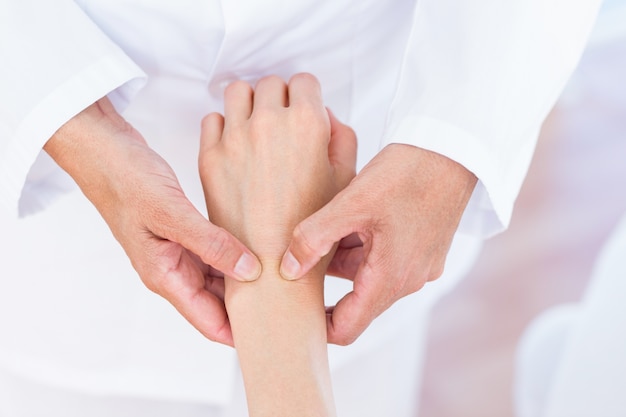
[[44, 97, 262, 346]]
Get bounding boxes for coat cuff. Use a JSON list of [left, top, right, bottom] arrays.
[[382, 115, 539, 238], [0, 55, 145, 218]]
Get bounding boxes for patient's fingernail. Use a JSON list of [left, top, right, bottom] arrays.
[[234, 253, 261, 281], [280, 251, 301, 280]]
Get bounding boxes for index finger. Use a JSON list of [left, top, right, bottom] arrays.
[[325, 261, 395, 346], [156, 254, 234, 346]]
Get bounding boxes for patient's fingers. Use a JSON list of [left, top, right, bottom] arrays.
[[254, 75, 288, 109], [224, 80, 254, 123], [288, 73, 324, 111], [199, 112, 225, 152]]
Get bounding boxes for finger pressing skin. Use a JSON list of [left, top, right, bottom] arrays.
[[224, 80, 254, 122], [158, 254, 233, 345], [325, 258, 395, 346], [253, 75, 288, 109], [155, 204, 262, 282], [179, 289, 232, 345], [280, 190, 366, 280]]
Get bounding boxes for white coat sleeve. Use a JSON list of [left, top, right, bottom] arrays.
[[0, 0, 146, 218], [383, 0, 602, 237]]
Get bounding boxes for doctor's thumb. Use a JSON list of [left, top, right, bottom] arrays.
[[280, 199, 360, 281], [164, 211, 262, 282]]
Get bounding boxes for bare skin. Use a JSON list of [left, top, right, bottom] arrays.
[[199, 73, 356, 417], [44, 97, 262, 346], [43, 74, 475, 353], [281, 139, 478, 345]]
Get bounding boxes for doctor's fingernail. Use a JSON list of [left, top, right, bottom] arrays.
[[280, 251, 301, 280], [234, 253, 261, 281]]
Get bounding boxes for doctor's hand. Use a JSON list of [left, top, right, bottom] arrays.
[[44, 97, 261, 346], [280, 144, 478, 345]]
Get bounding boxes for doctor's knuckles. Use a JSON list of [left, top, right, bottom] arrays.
[[281, 143, 477, 345]]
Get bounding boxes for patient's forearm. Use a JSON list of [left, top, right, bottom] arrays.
[[199, 74, 354, 416], [225, 260, 335, 417]]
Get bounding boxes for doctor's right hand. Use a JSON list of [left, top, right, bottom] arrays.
[[43, 97, 262, 346]]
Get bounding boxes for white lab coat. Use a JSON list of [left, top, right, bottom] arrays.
[[0, 0, 601, 415]]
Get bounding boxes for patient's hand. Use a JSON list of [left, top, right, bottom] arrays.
[[199, 74, 356, 417], [199, 73, 356, 267]]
